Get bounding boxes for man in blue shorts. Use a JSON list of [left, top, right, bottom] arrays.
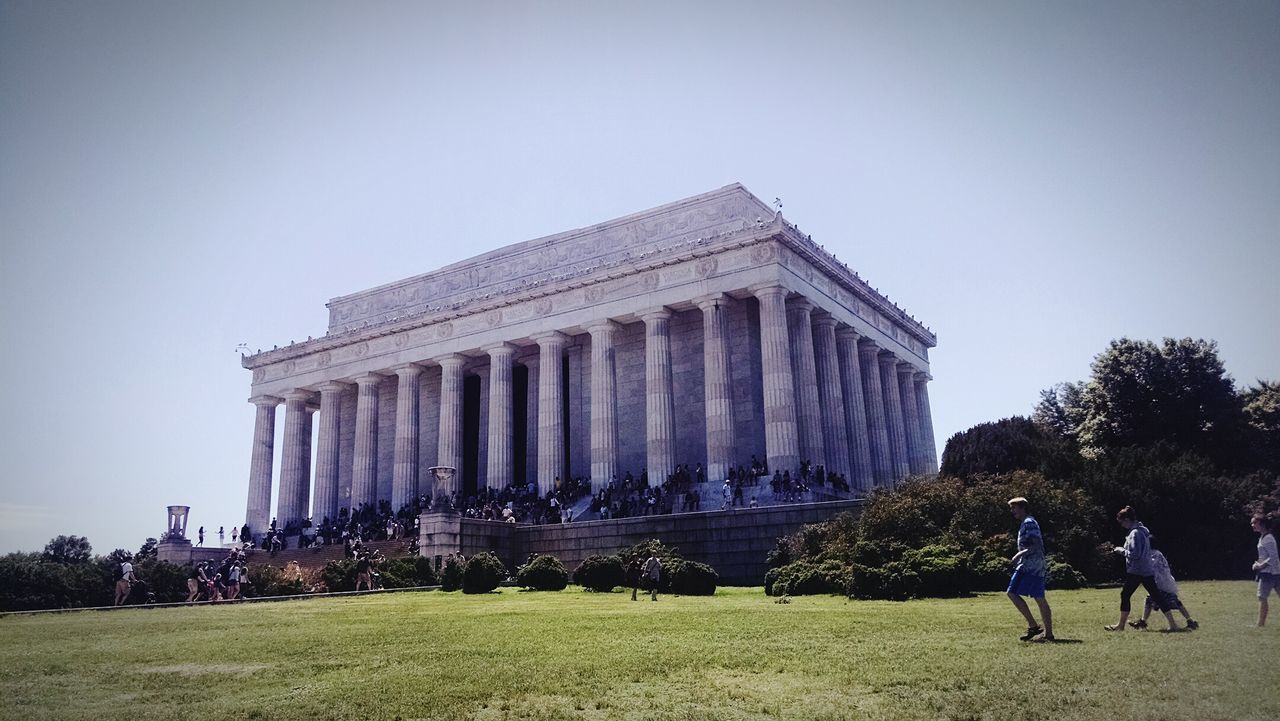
[[1007, 497, 1054, 641]]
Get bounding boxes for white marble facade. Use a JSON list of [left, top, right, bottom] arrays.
[[241, 184, 938, 535]]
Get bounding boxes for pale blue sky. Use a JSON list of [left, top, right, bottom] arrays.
[[1, 2, 1276, 554]]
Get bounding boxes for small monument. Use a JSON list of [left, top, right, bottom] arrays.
[[427, 466, 457, 512], [157, 505, 194, 564]]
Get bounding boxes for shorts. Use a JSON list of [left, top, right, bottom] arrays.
[[187, 579, 199, 594], [1259, 572, 1279, 599], [1145, 590, 1182, 613], [116, 579, 131, 596], [1007, 569, 1045, 599]]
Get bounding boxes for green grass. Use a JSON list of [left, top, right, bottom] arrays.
[[2, 581, 1277, 721]]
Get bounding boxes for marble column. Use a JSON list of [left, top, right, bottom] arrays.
[[313, 382, 346, 524], [351, 373, 382, 512], [897, 362, 927, 474], [534, 332, 566, 496], [587, 320, 620, 492], [277, 390, 315, 529], [696, 294, 736, 484], [436, 354, 465, 499], [835, 328, 874, 490], [914, 372, 939, 473], [486, 343, 515, 492], [752, 284, 800, 475], [245, 395, 281, 537], [811, 313, 851, 480], [879, 351, 911, 481], [641, 309, 677, 486], [858, 340, 893, 484], [392, 364, 422, 511], [787, 298, 826, 471]]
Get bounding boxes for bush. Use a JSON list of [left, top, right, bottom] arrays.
[[765, 560, 850, 597], [321, 559, 357, 592], [574, 555, 626, 592], [901, 545, 969, 598], [517, 555, 568, 591], [245, 564, 304, 598], [667, 559, 717, 596], [380, 556, 438, 589], [1047, 559, 1087, 590], [440, 557, 465, 591], [461, 552, 506, 594]]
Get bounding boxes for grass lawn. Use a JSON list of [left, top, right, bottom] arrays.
[[1, 581, 1277, 721]]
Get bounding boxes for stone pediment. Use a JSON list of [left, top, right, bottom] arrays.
[[324, 183, 774, 331]]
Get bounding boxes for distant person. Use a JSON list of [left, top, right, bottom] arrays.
[[230, 527, 239, 545], [355, 553, 373, 592], [1252, 514, 1279, 626], [626, 557, 644, 602], [1005, 497, 1053, 642], [113, 559, 136, 606], [642, 554, 662, 601], [1129, 537, 1198, 630], [218, 526, 225, 545], [186, 564, 207, 602], [1106, 506, 1177, 632], [722, 480, 732, 510], [197, 526, 204, 547]]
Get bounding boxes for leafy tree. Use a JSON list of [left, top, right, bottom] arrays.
[[940, 416, 1077, 479], [1242, 380, 1280, 472], [104, 549, 133, 566], [136, 538, 158, 562], [1075, 338, 1243, 467], [1033, 382, 1086, 442], [42, 535, 92, 564]]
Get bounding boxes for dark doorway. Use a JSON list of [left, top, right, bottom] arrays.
[[513, 364, 529, 485], [561, 355, 571, 483], [462, 374, 481, 498]]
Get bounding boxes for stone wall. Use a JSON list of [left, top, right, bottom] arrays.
[[420, 499, 862, 587]]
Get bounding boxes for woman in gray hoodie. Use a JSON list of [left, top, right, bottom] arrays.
[[1105, 506, 1179, 632]]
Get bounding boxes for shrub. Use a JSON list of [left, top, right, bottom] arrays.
[[379, 556, 438, 589], [901, 545, 969, 598], [517, 555, 568, 591], [574, 555, 625, 592], [440, 557, 465, 592], [765, 559, 850, 597], [461, 552, 506, 594], [245, 564, 304, 598], [1047, 559, 1087, 590], [667, 559, 717, 596], [321, 559, 357, 592]]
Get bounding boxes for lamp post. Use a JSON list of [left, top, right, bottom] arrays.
[[427, 466, 457, 512]]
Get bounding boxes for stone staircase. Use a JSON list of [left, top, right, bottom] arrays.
[[567, 478, 858, 521], [243, 538, 415, 570]]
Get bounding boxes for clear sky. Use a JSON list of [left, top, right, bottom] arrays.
[[1, 2, 1276, 555]]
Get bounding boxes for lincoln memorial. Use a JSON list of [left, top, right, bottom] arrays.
[[239, 184, 938, 539]]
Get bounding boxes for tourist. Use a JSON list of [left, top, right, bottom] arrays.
[[186, 563, 207, 602], [113, 558, 136, 606], [1004, 497, 1053, 642], [1129, 537, 1197, 630], [722, 479, 732, 510], [627, 556, 643, 601], [355, 553, 374, 592], [642, 553, 662, 601], [197, 526, 205, 547], [1106, 506, 1176, 632], [1251, 513, 1279, 626], [218, 526, 225, 545], [231, 526, 239, 545]]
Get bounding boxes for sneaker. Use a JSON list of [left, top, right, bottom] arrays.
[[1128, 620, 1148, 630], [1020, 625, 1043, 641], [1186, 620, 1199, 630]]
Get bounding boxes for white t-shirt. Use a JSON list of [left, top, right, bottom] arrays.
[[1258, 534, 1280, 575], [1151, 551, 1178, 595], [120, 561, 134, 581]]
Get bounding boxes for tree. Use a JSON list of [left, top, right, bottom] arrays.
[[105, 549, 133, 565], [1075, 338, 1243, 467], [1242, 380, 1280, 472], [940, 417, 1076, 479], [1033, 382, 1086, 441], [41, 535, 92, 564], [136, 538, 158, 562]]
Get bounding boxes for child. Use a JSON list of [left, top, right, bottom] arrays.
[[1251, 513, 1279, 626], [1128, 537, 1198, 630]]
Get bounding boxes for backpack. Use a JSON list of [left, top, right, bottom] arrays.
[[113, 563, 125, 581]]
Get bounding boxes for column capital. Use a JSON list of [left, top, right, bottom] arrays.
[[482, 342, 517, 358], [389, 363, 423, 379], [639, 307, 673, 323], [785, 296, 815, 313], [811, 311, 838, 329], [317, 381, 350, 395], [748, 282, 788, 300], [692, 292, 732, 312], [530, 330, 569, 346], [282, 389, 315, 404], [433, 353, 467, 370], [585, 319, 620, 336], [834, 325, 862, 342], [896, 361, 919, 377], [914, 371, 933, 383], [877, 349, 900, 367], [353, 372, 384, 387], [248, 394, 282, 408]]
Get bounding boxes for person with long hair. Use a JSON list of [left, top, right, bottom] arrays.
[[1106, 506, 1178, 632], [1251, 513, 1279, 626]]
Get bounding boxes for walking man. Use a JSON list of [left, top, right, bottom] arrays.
[[642, 553, 662, 601], [1006, 497, 1054, 641]]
